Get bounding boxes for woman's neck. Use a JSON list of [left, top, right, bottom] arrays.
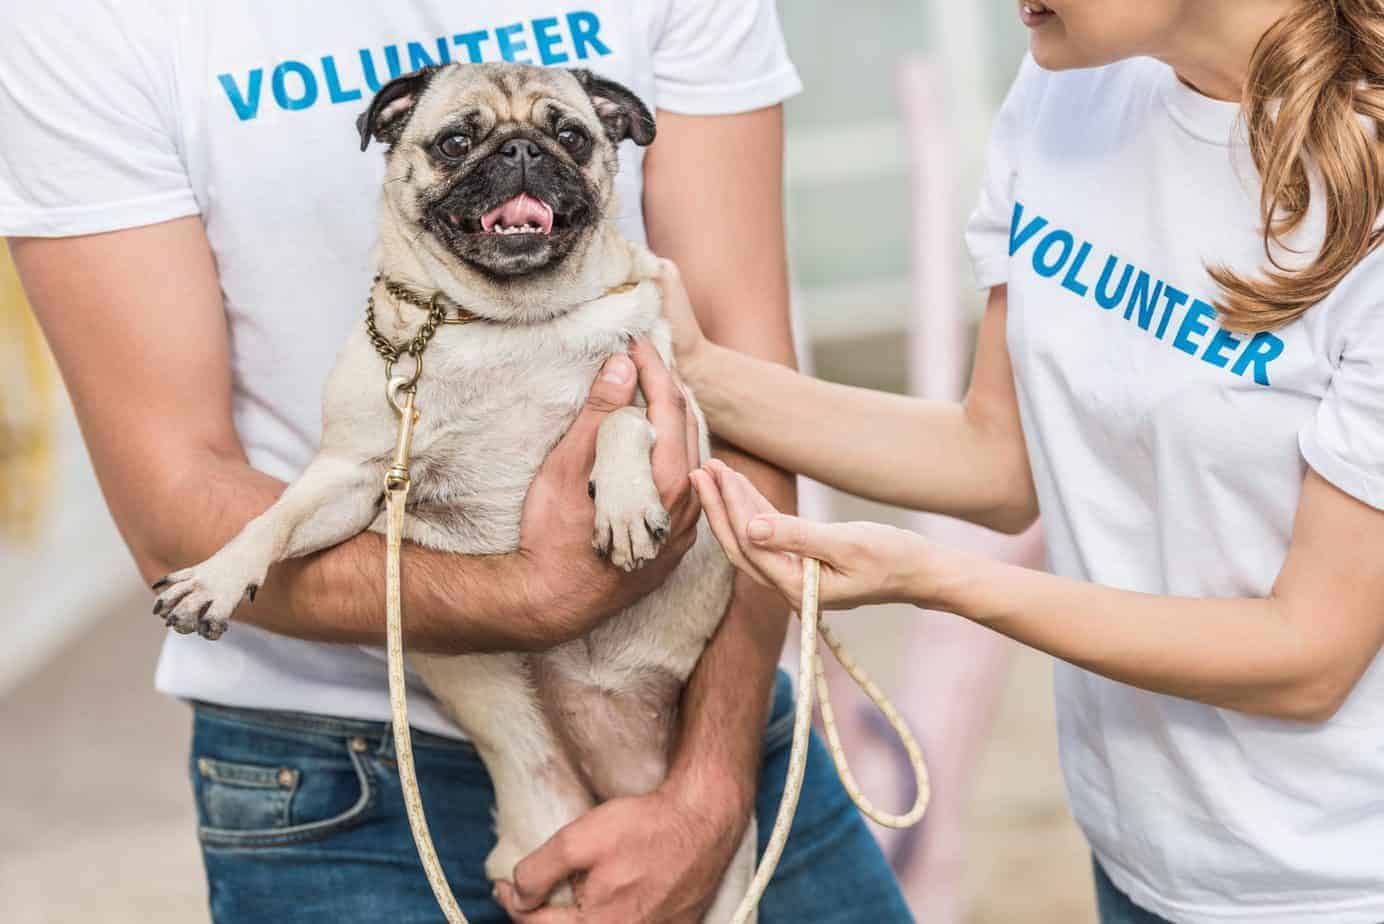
[[1155, 0, 1297, 101]]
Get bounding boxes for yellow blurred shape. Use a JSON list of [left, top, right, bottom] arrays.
[[0, 242, 54, 541]]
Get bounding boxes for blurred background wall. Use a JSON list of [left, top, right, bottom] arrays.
[[1, 3, 1095, 922]]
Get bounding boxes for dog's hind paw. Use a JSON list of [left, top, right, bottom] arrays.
[[151, 551, 263, 640]]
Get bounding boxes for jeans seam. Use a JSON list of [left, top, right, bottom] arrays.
[[762, 709, 796, 752], [199, 737, 377, 849], [192, 700, 476, 755]]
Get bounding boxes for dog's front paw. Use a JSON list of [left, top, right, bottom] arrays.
[[590, 478, 670, 573], [151, 547, 264, 640]]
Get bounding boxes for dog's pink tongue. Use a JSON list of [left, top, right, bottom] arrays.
[[481, 194, 555, 233]]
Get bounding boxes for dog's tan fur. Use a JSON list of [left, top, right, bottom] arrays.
[[153, 63, 751, 920]]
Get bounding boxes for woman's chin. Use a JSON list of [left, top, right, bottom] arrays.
[[1029, 37, 1079, 71]]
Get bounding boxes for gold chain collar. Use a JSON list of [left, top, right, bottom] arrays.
[[365, 275, 480, 384], [365, 273, 642, 394]]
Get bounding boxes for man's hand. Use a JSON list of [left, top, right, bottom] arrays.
[[513, 343, 703, 649], [494, 784, 747, 923]]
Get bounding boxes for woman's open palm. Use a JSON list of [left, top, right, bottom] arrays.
[[690, 460, 934, 613]]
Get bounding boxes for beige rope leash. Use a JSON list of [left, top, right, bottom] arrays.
[[385, 382, 468, 924], [373, 281, 929, 923], [729, 561, 931, 924]]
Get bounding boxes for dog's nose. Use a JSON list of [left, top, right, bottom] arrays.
[[500, 139, 544, 167]]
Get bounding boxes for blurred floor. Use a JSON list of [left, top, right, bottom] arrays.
[[1, 588, 207, 923]]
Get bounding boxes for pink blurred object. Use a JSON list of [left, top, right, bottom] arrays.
[[899, 53, 1046, 921], [813, 56, 1046, 924]]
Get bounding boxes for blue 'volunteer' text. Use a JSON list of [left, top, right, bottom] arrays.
[[218, 11, 612, 122], [1008, 202, 1285, 387]]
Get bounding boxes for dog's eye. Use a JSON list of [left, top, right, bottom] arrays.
[[557, 128, 586, 152], [436, 134, 471, 160]]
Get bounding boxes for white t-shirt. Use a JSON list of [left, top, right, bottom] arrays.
[[0, 1, 800, 738], [968, 55, 1384, 924]]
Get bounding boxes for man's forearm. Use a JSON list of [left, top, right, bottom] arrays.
[[664, 445, 795, 822], [141, 455, 539, 653]]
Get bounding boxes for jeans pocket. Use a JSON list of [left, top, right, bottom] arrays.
[[196, 737, 378, 850], [196, 756, 297, 831]]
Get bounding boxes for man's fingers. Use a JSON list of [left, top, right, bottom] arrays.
[[630, 339, 691, 489], [553, 354, 639, 469], [511, 825, 595, 913], [682, 385, 701, 473], [494, 882, 581, 924], [668, 386, 704, 531]]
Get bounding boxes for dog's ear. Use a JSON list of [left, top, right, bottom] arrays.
[[569, 70, 656, 147], [357, 67, 439, 152]]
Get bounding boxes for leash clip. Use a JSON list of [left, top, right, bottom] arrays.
[[385, 380, 419, 494]]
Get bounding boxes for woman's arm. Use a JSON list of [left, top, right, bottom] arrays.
[[697, 462, 1384, 724], [669, 279, 1039, 533], [10, 219, 700, 654]]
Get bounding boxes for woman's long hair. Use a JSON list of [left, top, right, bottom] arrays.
[[1212, 0, 1384, 331]]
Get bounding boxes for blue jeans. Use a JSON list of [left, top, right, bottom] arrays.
[[189, 672, 912, 923], [1094, 860, 1175, 924]]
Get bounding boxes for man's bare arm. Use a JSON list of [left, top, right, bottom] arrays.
[[643, 105, 798, 823], [11, 219, 693, 654]]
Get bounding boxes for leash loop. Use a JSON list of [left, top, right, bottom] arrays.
[[729, 559, 931, 924]]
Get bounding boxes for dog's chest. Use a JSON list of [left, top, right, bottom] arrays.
[[399, 310, 657, 554]]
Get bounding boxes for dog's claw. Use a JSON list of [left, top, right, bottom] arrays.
[[152, 559, 256, 640], [587, 481, 596, 500], [151, 576, 172, 591]]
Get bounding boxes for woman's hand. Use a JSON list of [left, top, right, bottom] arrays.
[[655, 259, 713, 380], [517, 343, 702, 648], [691, 459, 941, 612]]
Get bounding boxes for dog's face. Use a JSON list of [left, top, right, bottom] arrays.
[[359, 64, 654, 281]]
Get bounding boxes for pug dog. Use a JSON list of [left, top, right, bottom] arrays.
[[151, 63, 753, 920]]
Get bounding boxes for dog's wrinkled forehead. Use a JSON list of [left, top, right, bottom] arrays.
[[357, 63, 654, 154], [410, 65, 596, 139]]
